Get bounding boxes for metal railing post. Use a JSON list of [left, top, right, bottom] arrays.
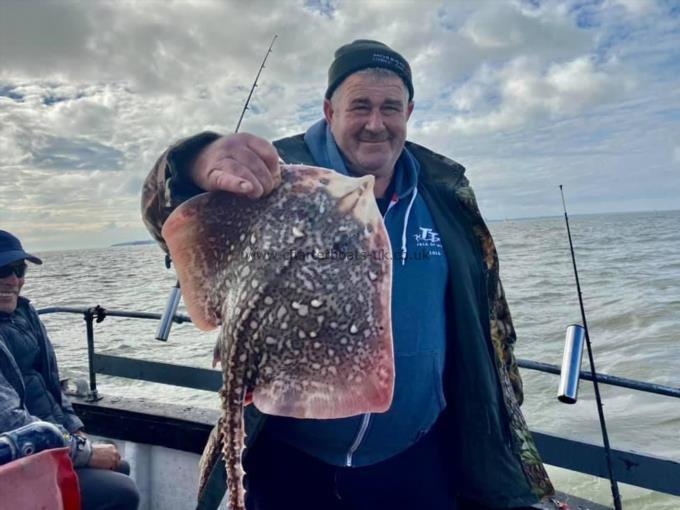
[[83, 308, 102, 402]]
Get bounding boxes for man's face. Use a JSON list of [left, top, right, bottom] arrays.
[[324, 73, 413, 180], [0, 261, 25, 314]]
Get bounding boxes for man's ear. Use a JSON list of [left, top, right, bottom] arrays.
[[323, 98, 334, 124], [406, 101, 414, 121]]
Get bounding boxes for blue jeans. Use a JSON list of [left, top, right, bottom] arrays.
[[77, 460, 139, 510]]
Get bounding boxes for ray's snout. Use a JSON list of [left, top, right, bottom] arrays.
[[328, 175, 376, 216]]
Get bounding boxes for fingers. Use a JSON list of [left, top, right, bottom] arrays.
[[107, 447, 121, 470], [213, 147, 270, 198], [192, 133, 281, 199], [206, 160, 264, 197], [91, 443, 122, 470], [247, 134, 282, 188]]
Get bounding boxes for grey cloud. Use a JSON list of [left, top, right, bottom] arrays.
[[461, 3, 592, 56], [0, 1, 593, 99], [31, 136, 124, 171], [303, 0, 338, 18], [43, 92, 86, 106], [1, 1, 332, 95], [123, 175, 145, 196], [0, 1, 91, 76], [0, 0, 678, 250], [0, 85, 24, 102]]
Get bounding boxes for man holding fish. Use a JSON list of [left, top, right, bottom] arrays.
[[143, 40, 553, 510]]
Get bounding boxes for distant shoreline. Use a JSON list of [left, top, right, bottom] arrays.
[[111, 240, 156, 247], [30, 209, 679, 253]]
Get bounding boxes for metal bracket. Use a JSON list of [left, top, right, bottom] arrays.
[[83, 307, 105, 402]]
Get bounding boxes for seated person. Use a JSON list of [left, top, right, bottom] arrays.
[[0, 230, 139, 510]]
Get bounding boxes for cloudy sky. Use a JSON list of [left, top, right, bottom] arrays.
[[1, 0, 678, 251]]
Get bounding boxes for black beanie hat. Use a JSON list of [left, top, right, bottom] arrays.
[[326, 39, 414, 101]]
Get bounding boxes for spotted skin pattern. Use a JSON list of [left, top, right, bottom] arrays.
[[162, 165, 394, 510]]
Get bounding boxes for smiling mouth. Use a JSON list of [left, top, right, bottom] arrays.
[[0, 290, 18, 298]]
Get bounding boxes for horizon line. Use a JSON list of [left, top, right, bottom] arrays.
[[31, 207, 680, 253]]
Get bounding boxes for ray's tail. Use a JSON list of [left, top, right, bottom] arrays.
[[219, 327, 248, 510]]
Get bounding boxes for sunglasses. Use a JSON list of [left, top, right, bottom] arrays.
[[0, 262, 27, 278]]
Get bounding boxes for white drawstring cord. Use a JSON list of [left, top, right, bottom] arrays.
[[400, 188, 418, 266]]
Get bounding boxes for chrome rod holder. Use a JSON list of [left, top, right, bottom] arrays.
[[558, 324, 586, 404], [155, 283, 181, 341]]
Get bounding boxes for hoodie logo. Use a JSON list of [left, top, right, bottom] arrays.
[[414, 227, 444, 256], [415, 227, 440, 244]]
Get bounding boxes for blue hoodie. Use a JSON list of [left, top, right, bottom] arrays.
[[267, 120, 449, 467]]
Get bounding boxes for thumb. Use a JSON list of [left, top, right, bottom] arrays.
[[207, 169, 253, 194]]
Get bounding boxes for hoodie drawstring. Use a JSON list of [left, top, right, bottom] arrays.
[[400, 188, 418, 266]]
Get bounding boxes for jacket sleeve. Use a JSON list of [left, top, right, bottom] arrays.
[[58, 390, 83, 433], [1, 321, 93, 466], [69, 434, 93, 467], [24, 304, 85, 434], [0, 363, 40, 432], [451, 173, 525, 405], [0, 371, 91, 466], [44, 339, 83, 433], [141, 131, 221, 249], [493, 278, 524, 406]]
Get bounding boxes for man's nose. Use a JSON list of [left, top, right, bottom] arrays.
[[365, 109, 386, 131]]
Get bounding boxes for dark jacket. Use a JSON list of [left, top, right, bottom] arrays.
[[141, 132, 554, 508], [0, 297, 91, 466]]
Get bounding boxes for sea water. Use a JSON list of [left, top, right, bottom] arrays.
[[22, 210, 680, 509]]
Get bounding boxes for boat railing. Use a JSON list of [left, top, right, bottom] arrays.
[[37, 306, 680, 499]]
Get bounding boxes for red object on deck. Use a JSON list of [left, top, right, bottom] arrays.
[[0, 446, 81, 510]]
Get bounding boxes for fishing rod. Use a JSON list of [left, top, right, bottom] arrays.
[[559, 185, 623, 510], [235, 34, 278, 132], [155, 34, 278, 341]]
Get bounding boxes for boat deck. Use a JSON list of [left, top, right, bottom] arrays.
[[534, 493, 611, 510], [72, 394, 613, 510]]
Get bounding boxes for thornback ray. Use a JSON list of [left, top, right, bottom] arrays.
[[161, 164, 394, 510]]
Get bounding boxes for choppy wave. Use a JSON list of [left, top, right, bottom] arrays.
[[22, 210, 680, 509]]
